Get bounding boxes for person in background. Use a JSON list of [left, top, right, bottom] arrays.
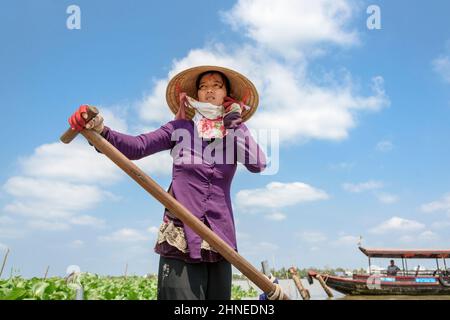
[[387, 260, 401, 276]]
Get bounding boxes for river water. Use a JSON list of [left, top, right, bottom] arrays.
[[232, 279, 450, 300]]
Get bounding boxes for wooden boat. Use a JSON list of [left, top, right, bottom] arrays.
[[308, 247, 450, 295]]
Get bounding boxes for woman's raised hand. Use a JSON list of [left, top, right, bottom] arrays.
[[68, 104, 104, 134]]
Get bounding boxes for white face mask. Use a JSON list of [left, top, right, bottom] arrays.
[[186, 96, 224, 119], [184, 96, 227, 139]]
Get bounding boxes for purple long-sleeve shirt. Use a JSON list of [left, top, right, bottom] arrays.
[[99, 119, 266, 262]]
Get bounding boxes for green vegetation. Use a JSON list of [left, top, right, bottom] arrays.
[[0, 273, 258, 300], [233, 267, 367, 280], [231, 283, 258, 300]]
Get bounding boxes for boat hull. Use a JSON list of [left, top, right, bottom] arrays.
[[309, 272, 450, 296]]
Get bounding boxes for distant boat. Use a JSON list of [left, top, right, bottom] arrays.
[[308, 247, 450, 296]]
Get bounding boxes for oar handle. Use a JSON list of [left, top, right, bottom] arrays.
[[59, 124, 290, 299], [60, 106, 99, 144]]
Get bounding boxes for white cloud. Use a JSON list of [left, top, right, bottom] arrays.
[[236, 231, 251, 241], [18, 141, 123, 185], [135, 151, 173, 176], [432, 55, 450, 83], [251, 68, 389, 143], [376, 140, 394, 152], [0, 215, 15, 225], [298, 231, 327, 243], [329, 162, 355, 170], [0, 242, 8, 251], [4, 201, 73, 220], [0, 226, 24, 239], [376, 193, 398, 204], [265, 212, 287, 221], [418, 230, 438, 241], [138, 79, 174, 124], [331, 235, 359, 246], [421, 194, 450, 214], [399, 231, 438, 243], [237, 240, 279, 257], [370, 216, 425, 234], [2, 175, 112, 234], [27, 220, 70, 231], [236, 181, 329, 211], [99, 228, 149, 243], [342, 180, 383, 193], [100, 107, 129, 133], [398, 235, 414, 243], [431, 220, 450, 229], [70, 240, 84, 248], [69, 215, 105, 227], [147, 226, 159, 234], [3, 177, 109, 219], [257, 241, 279, 251], [224, 0, 358, 58]]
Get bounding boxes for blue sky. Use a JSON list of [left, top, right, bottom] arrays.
[[1, 0, 450, 278]]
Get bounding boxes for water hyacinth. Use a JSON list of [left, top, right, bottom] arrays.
[[0, 273, 257, 300]]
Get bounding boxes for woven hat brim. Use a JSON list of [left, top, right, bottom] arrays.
[[166, 66, 259, 121]]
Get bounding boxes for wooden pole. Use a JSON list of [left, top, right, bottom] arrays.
[[402, 258, 406, 276], [44, 266, 50, 279], [0, 248, 10, 278], [124, 263, 128, 278], [261, 260, 270, 276], [288, 267, 310, 300], [316, 274, 334, 298], [60, 121, 289, 300]]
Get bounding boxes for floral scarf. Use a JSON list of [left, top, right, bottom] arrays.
[[181, 96, 243, 139]]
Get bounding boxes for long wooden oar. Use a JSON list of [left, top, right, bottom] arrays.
[[60, 107, 289, 300]]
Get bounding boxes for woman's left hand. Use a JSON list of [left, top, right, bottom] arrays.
[[223, 111, 242, 129], [223, 97, 244, 129]]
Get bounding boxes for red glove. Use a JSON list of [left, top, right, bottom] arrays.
[[68, 105, 89, 132]]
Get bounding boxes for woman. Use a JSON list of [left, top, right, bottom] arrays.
[[69, 66, 267, 300]]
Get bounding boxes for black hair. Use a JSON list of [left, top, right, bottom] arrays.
[[196, 70, 231, 96]]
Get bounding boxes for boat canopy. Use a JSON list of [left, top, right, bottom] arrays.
[[359, 247, 450, 259]]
